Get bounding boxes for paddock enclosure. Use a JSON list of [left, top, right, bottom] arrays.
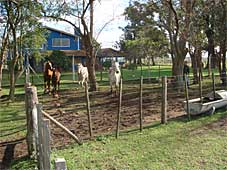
[[36, 74, 226, 148], [0, 70, 226, 169]]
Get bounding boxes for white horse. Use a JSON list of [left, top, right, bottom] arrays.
[[108, 60, 121, 95], [78, 63, 88, 87]]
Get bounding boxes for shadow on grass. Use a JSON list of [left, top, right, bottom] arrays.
[[0, 125, 26, 138], [0, 137, 25, 169]]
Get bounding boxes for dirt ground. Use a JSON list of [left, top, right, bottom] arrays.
[[0, 83, 226, 168]]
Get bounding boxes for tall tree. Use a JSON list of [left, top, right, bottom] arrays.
[[0, 4, 9, 93], [1, 0, 45, 100], [120, 1, 168, 66], [42, 0, 98, 91]]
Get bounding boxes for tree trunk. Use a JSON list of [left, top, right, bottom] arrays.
[[190, 52, 198, 84], [9, 63, 16, 100], [151, 56, 156, 66], [172, 56, 184, 76], [8, 28, 18, 101], [0, 23, 9, 92], [197, 48, 203, 80], [87, 56, 97, 91]]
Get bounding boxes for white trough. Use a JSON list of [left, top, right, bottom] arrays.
[[183, 90, 227, 115]]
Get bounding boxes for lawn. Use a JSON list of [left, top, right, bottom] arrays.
[[9, 109, 227, 170], [1, 65, 219, 85], [1, 65, 226, 170]]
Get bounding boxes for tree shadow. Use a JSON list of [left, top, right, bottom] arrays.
[[0, 137, 26, 169]]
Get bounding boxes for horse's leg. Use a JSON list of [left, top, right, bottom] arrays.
[[47, 77, 51, 94], [82, 77, 85, 87], [57, 80, 60, 92], [44, 76, 48, 93]]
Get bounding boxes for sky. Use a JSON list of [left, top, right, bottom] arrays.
[[42, 0, 130, 49]]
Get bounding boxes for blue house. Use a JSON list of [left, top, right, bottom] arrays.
[[43, 26, 81, 51], [42, 26, 87, 81]]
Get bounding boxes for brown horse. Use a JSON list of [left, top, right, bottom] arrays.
[[51, 67, 61, 96], [44, 61, 53, 94]]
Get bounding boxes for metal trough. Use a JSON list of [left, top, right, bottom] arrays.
[[184, 90, 227, 115]]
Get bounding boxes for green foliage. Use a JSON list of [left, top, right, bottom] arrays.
[[127, 63, 137, 70], [120, 1, 169, 63], [47, 50, 71, 71], [102, 60, 112, 69]]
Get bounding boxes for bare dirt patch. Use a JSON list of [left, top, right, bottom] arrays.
[[0, 84, 226, 164]]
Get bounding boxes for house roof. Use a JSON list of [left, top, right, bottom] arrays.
[[45, 26, 80, 38], [97, 48, 124, 57], [60, 50, 87, 57]]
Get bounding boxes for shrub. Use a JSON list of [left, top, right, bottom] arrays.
[[102, 60, 112, 69]]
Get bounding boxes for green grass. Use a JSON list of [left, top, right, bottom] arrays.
[[1, 65, 226, 169], [50, 111, 227, 170], [9, 110, 227, 170], [0, 99, 27, 141]]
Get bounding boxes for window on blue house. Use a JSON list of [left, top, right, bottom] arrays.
[[52, 38, 70, 47]]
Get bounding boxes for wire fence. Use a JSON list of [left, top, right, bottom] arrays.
[[35, 74, 227, 149]]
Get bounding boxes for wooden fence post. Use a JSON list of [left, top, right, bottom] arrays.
[[139, 76, 143, 131], [85, 82, 93, 137], [37, 105, 51, 170], [42, 119, 51, 170], [212, 72, 216, 100], [100, 70, 103, 81], [116, 78, 122, 138], [158, 65, 161, 79], [184, 75, 190, 120], [199, 72, 203, 103], [37, 104, 44, 170], [25, 84, 39, 158], [161, 76, 167, 124]]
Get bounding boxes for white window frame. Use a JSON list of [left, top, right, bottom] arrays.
[[52, 38, 70, 47]]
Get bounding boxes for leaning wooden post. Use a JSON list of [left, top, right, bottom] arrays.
[[212, 72, 216, 100], [42, 110, 81, 144], [116, 78, 122, 138], [184, 74, 190, 120], [161, 76, 167, 124], [25, 84, 39, 158], [199, 72, 203, 103], [85, 82, 93, 137], [139, 76, 143, 131]]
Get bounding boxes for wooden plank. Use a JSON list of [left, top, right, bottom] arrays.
[[42, 110, 82, 144]]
